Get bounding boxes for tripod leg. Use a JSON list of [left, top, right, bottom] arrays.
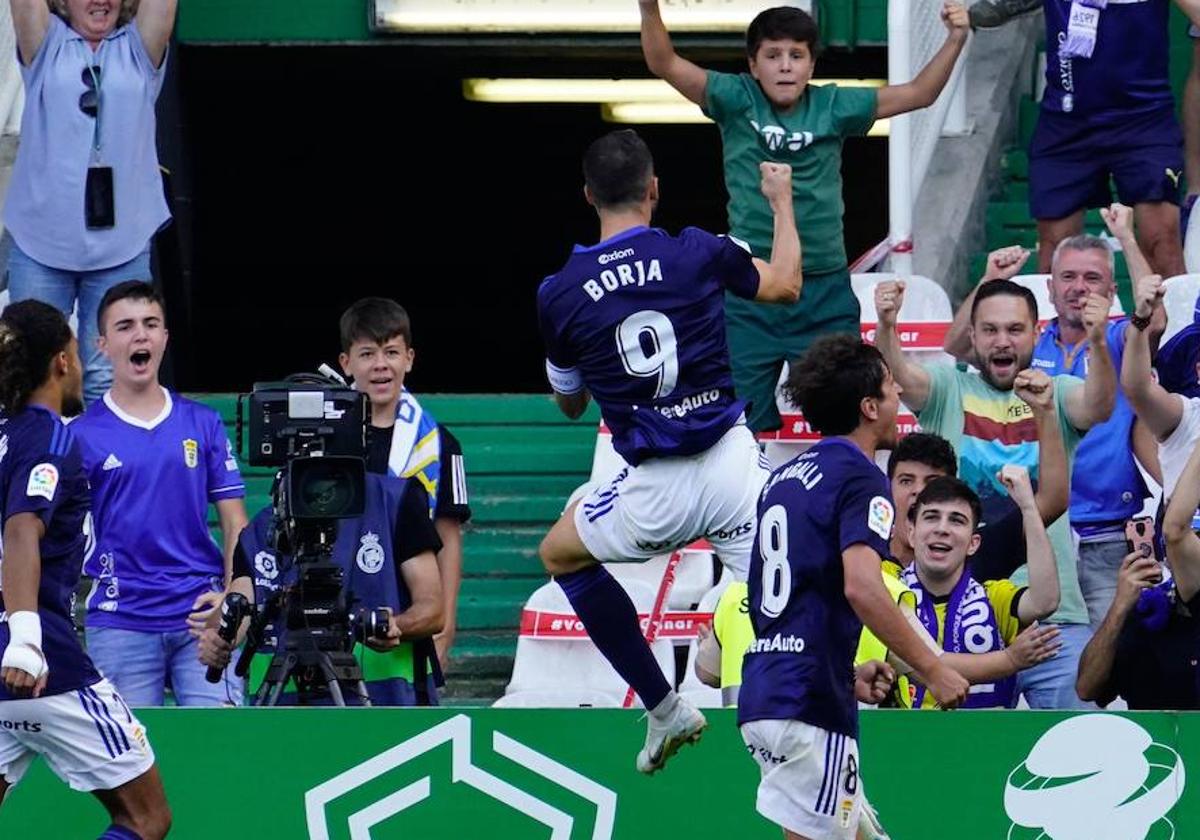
[[354, 681, 373, 707]]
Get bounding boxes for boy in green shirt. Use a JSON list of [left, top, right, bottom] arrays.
[[639, 1, 970, 431]]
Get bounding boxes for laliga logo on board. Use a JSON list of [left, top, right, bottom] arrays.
[[1004, 715, 1185, 839]]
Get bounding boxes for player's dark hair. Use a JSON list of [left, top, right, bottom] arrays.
[[340, 297, 413, 352], [583, 130, 654, 209], [0, 300, 73, 414], [910, 476, 982, 528], [97, 280, 165, 335], [971, 279, 1038, 325], [784, 335, 886, 436], [886, 433, 958, 479], [746, 6, 820, 58]]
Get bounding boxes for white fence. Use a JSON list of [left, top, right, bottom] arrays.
[[885, 0, 970, 276]]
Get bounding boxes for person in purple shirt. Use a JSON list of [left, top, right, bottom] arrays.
[[537, 129, 802, 774], [0, 300, 170, 840], [739, 335, 968, 840], [74, 281, 248, 707], [6, 0, 176, 405]]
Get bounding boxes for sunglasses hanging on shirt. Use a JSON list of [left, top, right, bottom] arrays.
[[80, 62, 114, 229]]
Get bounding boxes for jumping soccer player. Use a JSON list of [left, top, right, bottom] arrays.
[[0, 300, 170, 840], [739, 335, 968, 839], [537, 129, 802, 773]]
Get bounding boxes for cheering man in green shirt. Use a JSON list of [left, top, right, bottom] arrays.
[[639, 1, 970, 432]]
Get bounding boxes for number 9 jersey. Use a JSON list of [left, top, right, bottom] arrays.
[[537, 225, 760, 466], [739, 438, 894, 739]]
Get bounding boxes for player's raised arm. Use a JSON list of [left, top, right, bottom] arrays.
[[639, 0, 708, 105], [1, 513, 49, 698], [843, 544, 968, 708], [752, 163, 803, 303]]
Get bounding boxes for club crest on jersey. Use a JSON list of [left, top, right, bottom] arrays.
[[255, 551, 279, 581], [867, 496, 894, 540], [26, 462, 59, 501], [183, 439, 199, 468], [356, 532, 385, 574]]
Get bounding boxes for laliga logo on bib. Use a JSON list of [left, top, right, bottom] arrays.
[[1004, 715, 1185, 839], [357, 532, 385, 574], [254, 551, 278, 581], [182, 438, 199, 469]]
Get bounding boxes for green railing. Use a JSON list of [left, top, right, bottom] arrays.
[[4, 708, 1195, 838]]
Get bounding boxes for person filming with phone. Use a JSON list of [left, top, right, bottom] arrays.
[[1075, 442, 1200, 709]]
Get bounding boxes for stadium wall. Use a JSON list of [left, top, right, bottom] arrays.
[[5, 709, 1195, 837]]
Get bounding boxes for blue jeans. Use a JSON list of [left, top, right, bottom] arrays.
[[1077, 537, 1129, 631], [6, 240, 153, 406], [86, 626, 244, 707], [1015, 623, 1097, 710]]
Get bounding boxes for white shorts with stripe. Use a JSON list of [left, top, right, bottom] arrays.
[[0, 678, 155, 791], [573, 424, 768, 581], [741, 719, 862, 839]]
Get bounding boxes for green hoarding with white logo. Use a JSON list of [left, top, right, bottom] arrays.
[[1, 709, 1194, 838]]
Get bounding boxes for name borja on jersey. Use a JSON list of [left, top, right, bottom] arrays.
[[581, 253, 664, 302]]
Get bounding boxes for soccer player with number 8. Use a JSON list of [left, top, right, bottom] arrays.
[[536, 129, 802, 774]]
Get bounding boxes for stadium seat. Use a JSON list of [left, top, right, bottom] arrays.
[[851, 272, 953, 323], [492, 689, 624, 708], [503, 578, 674, 706], [1162, 274, 1200, 344], [675, 581, 731, 709]]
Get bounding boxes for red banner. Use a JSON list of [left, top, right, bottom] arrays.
[[520, 610, 713, 640], [859, 321, 950, 350]]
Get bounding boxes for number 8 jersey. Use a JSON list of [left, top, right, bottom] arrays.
[[537, 225, 760, 465], [739, 438, 894, 739]]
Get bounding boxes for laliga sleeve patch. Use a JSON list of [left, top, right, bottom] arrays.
[[867, 496, 894, 541], [26, 463, 60, 501]]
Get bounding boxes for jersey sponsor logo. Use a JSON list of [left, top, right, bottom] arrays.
[[657, 389, 721, 419], [254, 551, 279, 581], [356, 532, 386, 574], [1004, 715, 1184, 840], [597, 247, 635, 265], [26, 463, 59, 501], [0, 720, 42, 733], [101, 453, 123, 471], [867, 496, 894, 540], [750, 120, 814, 152], [581, 258, 663, 302], [746, 633, 805, 653], [183, 439, 199, 468]]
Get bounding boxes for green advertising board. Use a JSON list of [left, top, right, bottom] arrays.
[[2, 709, 1193, 839]]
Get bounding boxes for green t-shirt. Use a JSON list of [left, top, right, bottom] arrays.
[[703, 71, 877, 274], [916, 365, 1088, 625]]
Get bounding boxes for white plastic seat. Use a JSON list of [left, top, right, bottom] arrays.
[[1162, 274, 1200, 344], [492, 689, 624, 708], [504, 579, 674, 706], [605, 546, 718, 613], [851, 272, 953, 322]]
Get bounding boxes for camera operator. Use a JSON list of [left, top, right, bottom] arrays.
[[197, 472, 444, 706]]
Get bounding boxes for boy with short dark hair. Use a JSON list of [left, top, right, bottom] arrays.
[[639, 0, 969, 432]]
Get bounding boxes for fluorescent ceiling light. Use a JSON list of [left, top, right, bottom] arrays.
[[464, 78, 885, 104], [603, 99, 891, 135], [375, 0, 811, 34]]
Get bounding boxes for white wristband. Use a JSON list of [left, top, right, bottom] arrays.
[[7, 611, 41, 650], [2, 610, 47, 679]]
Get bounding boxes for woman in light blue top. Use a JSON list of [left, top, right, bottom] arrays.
[[6, 0, 176, 405]]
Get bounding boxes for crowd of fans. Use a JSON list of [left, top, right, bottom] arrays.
[[8, 0, 1200, 834]]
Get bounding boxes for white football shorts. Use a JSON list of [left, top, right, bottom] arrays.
[[740, 719, 863, 840], [0, 677, 155, 791], [573, 423, 768, 581]]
